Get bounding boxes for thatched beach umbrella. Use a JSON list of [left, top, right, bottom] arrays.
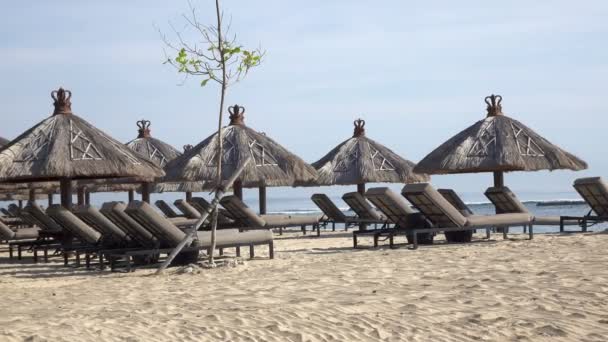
[[0, 88, 164, 208], [414, 94, 587, 209], [164, 104, 318, 214], [0, 137, 9, 148], [312, 119, 429, 194]]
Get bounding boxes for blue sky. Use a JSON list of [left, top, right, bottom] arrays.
[[1, 0, 606, 203]]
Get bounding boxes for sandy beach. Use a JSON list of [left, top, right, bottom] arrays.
[[1, 231, 607, 342]]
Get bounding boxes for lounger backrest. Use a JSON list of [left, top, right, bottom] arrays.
[[342, 192, 383, 220], [155, 200, 181, 218], [365, 187, 415, 227], [72, 205, 129, 245], [8, 204, 37, 226], [219, 196, 266, 228], [189, 197, 234, 224], [46, 205, 102, 245], [125, 201, 186, 247], [1, 208, 14, 217], [311, 194, 346, 221], [484, 187, 529, 214], [402, 183, 467, 228], [100, 202, 157, 247], [24, 202, 63, 231], [438, 189, 474, 216], [174, 200, 202, 219], [573, 177, 608, 216], [0, 221, 16, 239]]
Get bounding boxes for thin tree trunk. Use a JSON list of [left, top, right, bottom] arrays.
[[209, 0, 227, 264]]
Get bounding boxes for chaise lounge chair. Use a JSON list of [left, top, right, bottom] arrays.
[[560, 177, 608, 232], [174, 199, 202, 219], [357, 187, 426, 248], [155, 200, 183, 218], [188, 197, 237, 227], [100, 202, 158, 248], [484, 186, 579, 229], [437, 189, 474, 216], [220, 195, 321, 234], [402, 183, 533, 249], [311, 193, 362, 233], [342, 192, 388, 225]]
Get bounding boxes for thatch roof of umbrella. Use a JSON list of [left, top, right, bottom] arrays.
[[414, 95, 588, 175], [126, 120, 182, 168], [164, 105, 318, 188], [0, 88, 164, 183], [0, 88, 164, 207], [312, 119, 429, 187], [0, 137, 8, 147]]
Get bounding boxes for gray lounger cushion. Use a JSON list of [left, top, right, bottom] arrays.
[[174, 200, 201, 219], [402, 183, 468, 228], [125, 201, 187, 247], [196, 229, 273, 247], [262, 214, 320, 227], [573, 177, 608, 216], [72, 205, 129, 244], [342, 192, 385, 221], [0, 221, 16, 239], [438, 189, 473, 217], [220, 196, 267, 228], [311, 194, 347, 221], [46, 205, 102, 245], [484, 187, 530, 214], [101, 202, 157, 247], [1, 222, 40, 240], [466, 213, 531, 228], [189, 197, 235, 225], [24, 202, 63, 231], [365, 187, 416, 228], [155, 200, 182, 218]]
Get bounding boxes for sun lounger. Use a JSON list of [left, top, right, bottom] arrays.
[[174, 199, 202, 219], [357, 187, 426, 248], [437, 189, 474, 216], [220, 195, 321, 233], [1, 222, 60, 262], [560, 177, 608, 232], [484, 186, 579, 228], [155, 200, 183, 218], [342, 192, 388, 223], [100, 202, 158, 248], [402, 183, 533, 249], [72, 205, 131, 246], [0, 220, 39, 240], [311, 193, 361, 232], [99, 201, 274, 271], [188, 197, 236, 226]]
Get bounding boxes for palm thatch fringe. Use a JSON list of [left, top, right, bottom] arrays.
[[414, 95, 588, 174], [0, 89, 164, 184], [311, 119, 429, 186], [164, 105, 317, 188]]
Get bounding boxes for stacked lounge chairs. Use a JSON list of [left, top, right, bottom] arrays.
[[311, 193, 364, 233]]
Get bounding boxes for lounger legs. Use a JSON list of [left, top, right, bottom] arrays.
[[269, 241, 274, 259], [529, 225, 533, 240], [353, 234, 358, 248], [249, 245, 255, 259], [236, 246, 241, 257]]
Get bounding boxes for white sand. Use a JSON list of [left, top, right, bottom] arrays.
[[1, 231, 607, 342]]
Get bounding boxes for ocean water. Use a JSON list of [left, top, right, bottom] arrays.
[[6, 185, 605, 234]]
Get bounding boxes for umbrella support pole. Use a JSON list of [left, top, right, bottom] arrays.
[[48, 194, 53, 206], [259, 186, 267, 215], [28, 189, 36, 204], [141, 182, 151, 203], [77, 187, 85, 205], [357, 183, 367, 231], [185, 191, 192, 202], [156, 158, 251, 274], [234, 180, 243, 200], [128, 190, 135, 203], [85, 190, 90, 205], [493, 171, 504, 189], [60, 178, 72, 209]]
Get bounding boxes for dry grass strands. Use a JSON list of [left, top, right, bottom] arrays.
[[0, 88, 164, 184], [311, 119, 429, 186], [164, 105, 317, 188], [414, 95, 588, 174]]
